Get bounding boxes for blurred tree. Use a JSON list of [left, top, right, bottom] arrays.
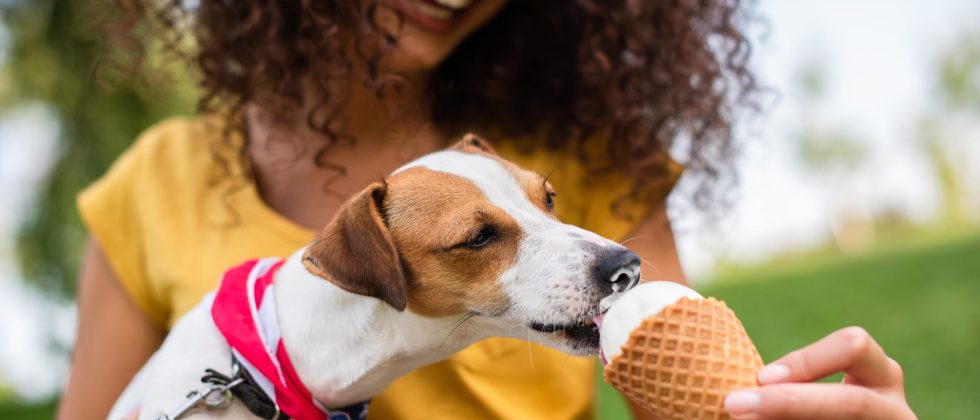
[[918, 31, 980, 227], [793, 54, 868, 173], [938, 33, 980, 111], [797, 129, 866, 173], [791, 52, 874, 253], [0, 0, 196, 298], [918, 120, 967, 225]]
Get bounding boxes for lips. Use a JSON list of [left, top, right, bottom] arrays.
[[393, 0, 478, 32], [529, 316, 600, 351], [432, 0, 473, 10], [530, 320, 593, 333]]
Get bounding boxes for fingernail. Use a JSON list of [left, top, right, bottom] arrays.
[[757, 363, 790, 384], [724, 390, 761, 415]]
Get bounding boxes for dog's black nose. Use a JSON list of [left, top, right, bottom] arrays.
[[595, 248, 641, 294]]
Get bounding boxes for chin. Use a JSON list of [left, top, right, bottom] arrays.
[[386, 45, 454, 72], [544, 336, 600, 357], [378, 0, 511, 72]]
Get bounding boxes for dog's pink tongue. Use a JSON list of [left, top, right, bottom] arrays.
[[593, 312, 605, 329], [593, 312, 608, 365]]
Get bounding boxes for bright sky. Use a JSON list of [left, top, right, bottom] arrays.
[[1, 0, 979, 398], [675, 0, 980, 278]]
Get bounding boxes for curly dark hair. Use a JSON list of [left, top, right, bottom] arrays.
[[113, 0, 757, 215]]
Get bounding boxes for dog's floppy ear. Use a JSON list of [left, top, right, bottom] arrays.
[[450, 133, 498, 156], [302, 181, 407, 311]]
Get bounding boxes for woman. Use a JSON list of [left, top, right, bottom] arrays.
[[60, 0, 915, 419]]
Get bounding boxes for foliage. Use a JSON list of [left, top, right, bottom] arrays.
[[917, 118, 971, 225], [916, 31, 980, 227], [598, 233, 980, 419], [792, 53, 868, 173], [0, 0, 196, 298], [938, 32, 980, 111], [797, 128, 867, 171], [0, 397, 56, 420]]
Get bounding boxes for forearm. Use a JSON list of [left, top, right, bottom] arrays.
[[622, 205, 685, 284]]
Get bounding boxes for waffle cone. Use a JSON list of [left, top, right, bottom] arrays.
[[603, 297, 763, 420]]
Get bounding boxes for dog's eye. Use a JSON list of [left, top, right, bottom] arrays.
[[545, 192, 556, 211], [468, 228, 495, 248]]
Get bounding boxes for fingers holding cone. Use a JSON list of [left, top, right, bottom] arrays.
[[724, 327, 914, 420]]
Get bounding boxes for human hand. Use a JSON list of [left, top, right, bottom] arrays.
[[723, 327, 916, 419]]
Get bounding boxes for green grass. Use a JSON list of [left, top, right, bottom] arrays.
[[598, 233, 980, 419], [4, 235, 979, 419], [0, 399, 56, 420]]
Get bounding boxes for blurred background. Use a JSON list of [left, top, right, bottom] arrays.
[[0, 0, 978, 418]]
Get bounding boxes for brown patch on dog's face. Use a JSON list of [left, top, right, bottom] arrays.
[[383, 167, 521, 317], [450, 134, 558, 217], [505, 164, 558, 217]]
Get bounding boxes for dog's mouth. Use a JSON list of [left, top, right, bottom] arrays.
[[528, 314, 601, 352]]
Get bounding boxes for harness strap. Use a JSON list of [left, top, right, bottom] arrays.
[[201, 355, 284, 419]]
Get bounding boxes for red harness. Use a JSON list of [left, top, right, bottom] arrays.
[[211, 258, 368, 419]]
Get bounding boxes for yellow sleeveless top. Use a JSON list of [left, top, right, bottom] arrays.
[[77, 116, 679, 419]]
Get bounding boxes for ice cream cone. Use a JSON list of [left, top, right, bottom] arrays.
[[603, 297, 763, 420]]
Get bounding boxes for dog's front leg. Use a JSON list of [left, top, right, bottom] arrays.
[[118, 300, 258, 420]]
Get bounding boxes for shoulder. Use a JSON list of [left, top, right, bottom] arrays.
[[78, 113, 235, 240], [112, 114, 240, 199], [127, 115, 226, 172]]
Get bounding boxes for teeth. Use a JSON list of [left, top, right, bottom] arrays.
[[433, 0, 472, 10], [409, 0, 454, 20]]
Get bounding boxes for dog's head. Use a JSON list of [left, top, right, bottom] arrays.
[[302, 134, 641, 355]]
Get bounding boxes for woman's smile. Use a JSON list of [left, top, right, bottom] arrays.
[[394, 0, 479, 32]]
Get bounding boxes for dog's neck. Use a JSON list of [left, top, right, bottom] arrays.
[[272, 250, 494, 408]]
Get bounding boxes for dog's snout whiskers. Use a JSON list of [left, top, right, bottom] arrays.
[[525, 327, 538, 376]]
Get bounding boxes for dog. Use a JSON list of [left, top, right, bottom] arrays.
[[108, 135, 642, 419]]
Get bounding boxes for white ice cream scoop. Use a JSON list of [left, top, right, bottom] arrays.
[[597, 281, 703, 364]]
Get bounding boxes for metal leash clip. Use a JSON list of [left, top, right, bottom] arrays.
[[155, 377, 243, 420]]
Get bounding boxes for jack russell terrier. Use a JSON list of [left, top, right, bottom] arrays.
[[108, 135, 642, 420]]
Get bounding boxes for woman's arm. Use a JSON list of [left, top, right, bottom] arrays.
[[624, 205, 685, 283], [57, 238, 165, 419]]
